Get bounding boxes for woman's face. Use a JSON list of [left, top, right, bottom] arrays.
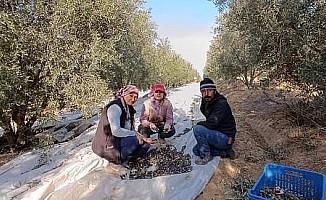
[[153, 90, 164, 101], [123, 93, 138, 106]]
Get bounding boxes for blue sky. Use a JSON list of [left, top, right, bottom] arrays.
[[145, 0, 218, 76]]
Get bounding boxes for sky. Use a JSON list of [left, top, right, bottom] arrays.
[[145, 0, 218, 76]]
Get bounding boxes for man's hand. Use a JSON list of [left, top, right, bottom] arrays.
[[163, 123, 171, 132], [227, 137, 234, 145], [149, 123, 159, 132]]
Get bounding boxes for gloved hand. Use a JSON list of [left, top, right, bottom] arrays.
[[163, 123, 171, 132], [149, 123, 159, 132]]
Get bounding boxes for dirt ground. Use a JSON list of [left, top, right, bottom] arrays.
[[196, 82, 326, 200], [0, 140, 34, 167]]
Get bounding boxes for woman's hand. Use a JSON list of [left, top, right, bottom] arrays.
[[136, 133, 144, 145], [143, 137, 157, 144], [136, 132, 157, 144], [163, 123, 171, 132], [149, 123, 159, 132]]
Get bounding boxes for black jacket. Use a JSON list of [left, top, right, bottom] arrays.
[[197, 93, 236, 139]]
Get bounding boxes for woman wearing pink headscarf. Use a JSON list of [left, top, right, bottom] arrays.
[[139, 83, 175, 142], [92, 85, 154, 165]]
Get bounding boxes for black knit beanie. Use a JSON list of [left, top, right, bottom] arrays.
[[200, 78, 216, 90]]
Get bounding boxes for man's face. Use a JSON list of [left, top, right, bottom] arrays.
[[153, 90, 164, 100], [200, 88, 216, 102], [123, 93, 138, 105]]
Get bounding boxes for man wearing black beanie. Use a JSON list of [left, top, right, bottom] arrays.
[[193, 77, 237, 165]]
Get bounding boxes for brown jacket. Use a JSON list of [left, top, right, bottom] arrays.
[[91, 99, 135, 164]]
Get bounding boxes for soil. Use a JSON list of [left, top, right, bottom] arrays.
[[196, 82, 326, 200], [0, 139, 34, 167]]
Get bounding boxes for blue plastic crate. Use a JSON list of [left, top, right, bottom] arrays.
[[248, 163, 326, 200]]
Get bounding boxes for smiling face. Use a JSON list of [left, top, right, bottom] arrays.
[[123, 93, 138, 106], [153, 90, 165, 101], [200, 88, 216, 102]]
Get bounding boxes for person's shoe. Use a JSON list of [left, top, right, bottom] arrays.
[[195, 155, 213, 165], [221, 148, 237, 160], [121, 160, 130, 169]]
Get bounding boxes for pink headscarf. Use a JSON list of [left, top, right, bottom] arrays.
[[115, 85, 139, 121], [116, 85, 139, 98]]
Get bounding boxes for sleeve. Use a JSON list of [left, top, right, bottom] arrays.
[[197, 104, 225, 130], [107, 104, 136, 137], [140, 103, 151, 128], [165, 101, 173, 126]]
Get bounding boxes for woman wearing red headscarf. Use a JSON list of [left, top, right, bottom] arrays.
[[139, 83, 175, 142], [92, 85, 154, 165]]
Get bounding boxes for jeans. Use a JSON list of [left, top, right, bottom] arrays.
[[119, 136, 150, 161], [192, 125, 231, 158]]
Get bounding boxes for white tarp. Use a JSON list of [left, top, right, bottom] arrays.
[[0, 83, 220, 200]]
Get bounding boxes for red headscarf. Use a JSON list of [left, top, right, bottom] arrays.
[[148, 83, 166, 97]]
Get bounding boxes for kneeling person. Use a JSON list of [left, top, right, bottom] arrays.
[[92, 85, 154, 165], [139, 83, 175, 142], [193, 78, 237, 165]]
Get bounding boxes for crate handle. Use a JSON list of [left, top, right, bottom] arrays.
[[284, 170, 304, 177]]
